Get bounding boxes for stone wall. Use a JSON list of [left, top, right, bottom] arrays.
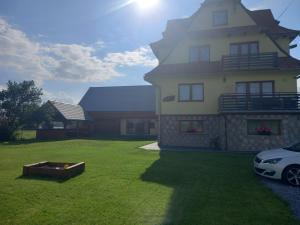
[[159, 114, 300, 151], [225, 114, 300, 151], [159, 115, 221, 149]]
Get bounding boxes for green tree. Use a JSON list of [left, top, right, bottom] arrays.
[[31, 102, 57, 129], [0, 80, 43, 140]]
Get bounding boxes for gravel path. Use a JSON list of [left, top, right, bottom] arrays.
[[261, 178, 300, 221]]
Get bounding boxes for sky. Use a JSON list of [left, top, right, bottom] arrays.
[[0, 0, 299, 104]]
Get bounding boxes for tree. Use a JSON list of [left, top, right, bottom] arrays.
[[30, 102, 57, 129], [0, 80, 43, 140]]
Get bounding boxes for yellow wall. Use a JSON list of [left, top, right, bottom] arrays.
[[148, 0, 298, 117], [189, 1, 255, 31], [276, 38, 291, 54], [163, 33, 286, 65], [152, 0, 291, 64], [155, 72, 297, 115]]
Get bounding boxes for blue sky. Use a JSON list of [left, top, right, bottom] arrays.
[[0, 0, 299, 103]]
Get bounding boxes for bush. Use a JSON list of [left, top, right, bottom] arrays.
[[0, 125, 15, 141]]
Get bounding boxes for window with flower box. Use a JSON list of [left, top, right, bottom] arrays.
[[247, 120, 281, 135], [179, 120, 204, 134]]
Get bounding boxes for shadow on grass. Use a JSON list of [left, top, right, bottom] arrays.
[[140, 151, 279, 225], [16, 173, 84, 183], [141, 151, 209, 225]]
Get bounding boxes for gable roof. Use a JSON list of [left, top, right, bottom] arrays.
[[247, 9, 300, 39], [48, 101, 89, 121], [79, 86, 155, 112], [150, 1, 300, 63]]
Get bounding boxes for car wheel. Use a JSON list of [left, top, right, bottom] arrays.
[[283, 165, 300, 186]]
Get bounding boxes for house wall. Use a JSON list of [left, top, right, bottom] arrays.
[[188, 0, 255, 31], [120, 118, 158, 136], [163, 34, 287, 65], [225, 114, 300, 151], [156, 71, 297, 115], [159, 114, 300, 151], [148, 0, 300, 151], [89, 112, 158, 136], [153, 0, 291, 64], [159, 115, 221, 148]]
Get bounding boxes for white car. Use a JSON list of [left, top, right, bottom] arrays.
[[254, 142, 300, 186]]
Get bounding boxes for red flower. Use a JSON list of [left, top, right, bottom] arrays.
[[256, 127, 272, 134]]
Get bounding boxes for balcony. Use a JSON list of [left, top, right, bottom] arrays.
[[219, 93, 300, 113], [222, 52, 278, 71]]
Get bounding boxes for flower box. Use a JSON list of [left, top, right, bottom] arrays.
[[256, 127, 272, 135]]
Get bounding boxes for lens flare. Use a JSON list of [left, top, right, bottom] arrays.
[[135, 0, 159, 10]]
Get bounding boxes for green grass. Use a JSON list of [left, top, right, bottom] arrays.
[[0, 139, 298, 225], [14, 130, 36, 140]]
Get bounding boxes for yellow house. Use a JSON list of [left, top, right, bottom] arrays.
[[145, 0, 300, 151]]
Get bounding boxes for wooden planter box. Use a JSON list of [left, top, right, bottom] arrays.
[[23, 161, 85, 179]]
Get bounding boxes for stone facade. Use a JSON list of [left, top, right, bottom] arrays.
[[225, 114, 300, 151], [159, 114, 300, 151], [159, 115, 222, 149]]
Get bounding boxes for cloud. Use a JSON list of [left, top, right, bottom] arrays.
[[0, 84, 5, 91], [42, 90, 78, 104], [0, 17, 157, 85], [104, 46, 158, 67]]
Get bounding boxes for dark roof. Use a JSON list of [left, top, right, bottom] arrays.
[[248, 9, 300, 38], [278, 57, 300, 69], [145, 57, 300, 80], [79, 86, 155, 112], [49, 101, 89, 121], [145, 62, 222, 78]]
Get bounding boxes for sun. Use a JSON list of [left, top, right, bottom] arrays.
[[134, 0, 160, 10]]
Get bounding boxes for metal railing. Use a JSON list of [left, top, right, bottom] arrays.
[[222, 52, 278, 71], [219, 92, 300, 113]]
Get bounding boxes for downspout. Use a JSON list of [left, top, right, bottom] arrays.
[[220, 97, 228, 151], [156, 84, 162, 147], [223, 114, 228, 151]]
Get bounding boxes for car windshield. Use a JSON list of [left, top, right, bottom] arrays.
[[283, 142, 300, 152]]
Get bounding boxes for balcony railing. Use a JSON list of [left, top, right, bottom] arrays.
[[222, 52, 278, 71], [219, 93, 300, 113]]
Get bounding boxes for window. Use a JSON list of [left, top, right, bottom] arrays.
[[179, 84, 204, 101], [149, 121, 155, 129], [189, 46, 210, 63], [179, 85, 190, 101], [247, 120, 281, 135], [230, 42, 259, 56], [213, 10, 228, 26], [180, 121, 204, 134], [236, 83, 247, 94], [236, 81, 274, 94], [126, 121, 135, 135], [126, 119, 149, 135], [283, 143, 300, 152]]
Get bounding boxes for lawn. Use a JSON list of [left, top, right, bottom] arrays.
[[0, 138, 299, 225]]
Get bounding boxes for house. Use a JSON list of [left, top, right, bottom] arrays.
[[144, 0, 300, 151], [37, 86, 157, 139], [79, 85, 157, 137], [37, 101, 92, 140]]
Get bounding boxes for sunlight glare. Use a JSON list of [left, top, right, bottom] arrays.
[[135, 0, 160, 10]]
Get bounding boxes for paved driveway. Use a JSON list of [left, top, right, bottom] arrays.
[[262, 178, 300, 221]]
